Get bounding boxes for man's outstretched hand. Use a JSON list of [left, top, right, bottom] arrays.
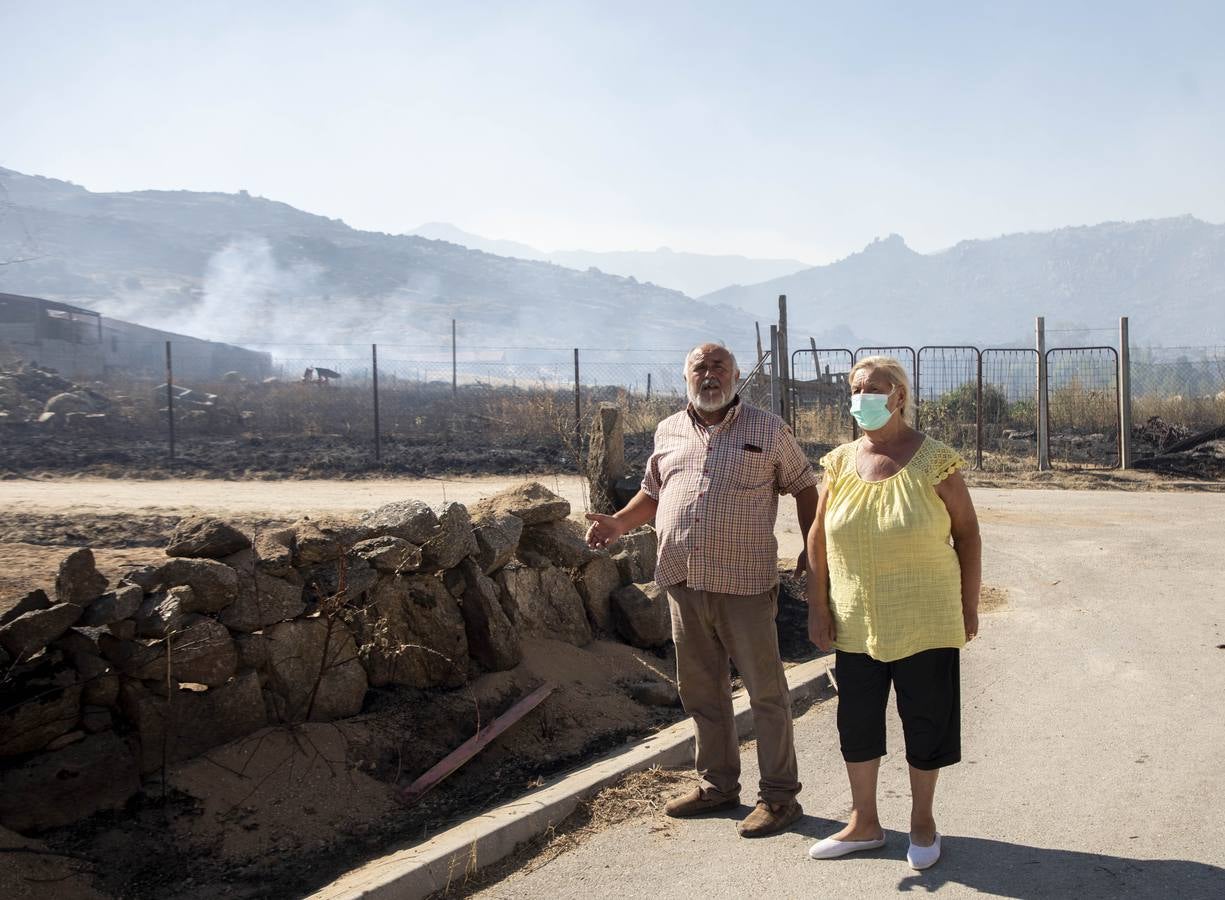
[[585, 513, 628, 549]]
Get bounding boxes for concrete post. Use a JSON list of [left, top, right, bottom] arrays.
[[1036, 317, 1051, 471], [777, 295, 791, 425], [769, 325, 781, 416], [1119, 316, 1133, 469]]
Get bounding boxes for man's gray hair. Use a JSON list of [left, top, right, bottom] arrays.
[[683, 342, 739, 376]]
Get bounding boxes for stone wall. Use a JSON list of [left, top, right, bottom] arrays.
[[0, 481, 664, 834]]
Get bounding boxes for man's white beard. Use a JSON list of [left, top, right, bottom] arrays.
[[689, 384, 733, 413]]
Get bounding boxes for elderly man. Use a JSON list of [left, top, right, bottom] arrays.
[[586, 342, 818, 837]]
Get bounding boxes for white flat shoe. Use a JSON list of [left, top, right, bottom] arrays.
[[907, 832, 941, 870], [808, 833, 887, 859]]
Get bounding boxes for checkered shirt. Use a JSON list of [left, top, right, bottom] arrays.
[[641, 397, 818, 595]]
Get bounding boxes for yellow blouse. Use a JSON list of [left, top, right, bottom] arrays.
[[819, 436, 967, 662]]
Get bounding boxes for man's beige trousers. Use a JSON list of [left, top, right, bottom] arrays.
[[666, 583, 801, 805]]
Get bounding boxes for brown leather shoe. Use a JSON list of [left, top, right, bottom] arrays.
[[737, 799, 803, 837], [664, 786, 740, 818]]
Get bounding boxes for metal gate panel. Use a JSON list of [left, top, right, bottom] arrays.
[[980, 348, 1040, 471], [854, 346, 918, 390], [1045, 347, 1121, 469], [790, 347, 854, 450], [916, 346, 981, 466]]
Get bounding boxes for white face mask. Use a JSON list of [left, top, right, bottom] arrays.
[[850, 387, 894, 430]]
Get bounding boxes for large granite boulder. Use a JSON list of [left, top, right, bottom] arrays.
[[55, 548, 108, 606], [79, 584, 143, 627], [219, 549, 306, 632], [125, 617, 238, 686], [252, 528, 295, 576], [575, 556, 622, 633], [454, 559, 520, 672], [611, 581, 672, 648], [470, 481, 570, 525], [120, 671, 268, 774], [519, 518, 598, 569], [470, 511, 523, 575], [346, 575, 468, 689], [421, 502, 479, 571], [0, 682, 82, 757], [147, 558, 238, 613], [353, 536, 423, 574], [0, 589, 51, 627], [50, 629, 110, 683], [358, 500, 439, 545], [132, 587, 191, 638], [613, 526, 659, 584], [497, 563, 592, 646], [263, 618, 367, 722], [0, 731, 141, 833], [165, 516, 251, 559], [0, 603, 84, 660], [291, 517, 375, 565], [301, 556, 379, 606]]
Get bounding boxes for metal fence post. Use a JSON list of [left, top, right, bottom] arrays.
[[777, 295, 791, 426], [372, 343, 381, 463], [975, 349, 984, 469], [646, 372, 652, 401], [451, 319, 457, 395], [165, 340, 175, 462], [573, 348, 581, 459], [1119, 317, 1133, 469], [1036, 317, 1051, 471], [769, 325, 781, 415]]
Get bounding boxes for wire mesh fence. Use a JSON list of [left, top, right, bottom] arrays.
[[3, 333, 1223, 476], [1129, 346, 1225, 434]]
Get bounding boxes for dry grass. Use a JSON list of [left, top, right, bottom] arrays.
[[430, 766, 698, 898], [1133, 393, 1225, 434]]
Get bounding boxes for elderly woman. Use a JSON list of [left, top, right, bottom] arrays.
[[805, 355, 980, 870]]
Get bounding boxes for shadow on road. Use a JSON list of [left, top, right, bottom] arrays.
[[794, 828, 1225, 898]]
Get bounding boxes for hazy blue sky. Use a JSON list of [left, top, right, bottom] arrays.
[[4, 1, 1224, 262]]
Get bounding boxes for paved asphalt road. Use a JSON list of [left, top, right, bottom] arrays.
[[473, 489, 1225, 899]]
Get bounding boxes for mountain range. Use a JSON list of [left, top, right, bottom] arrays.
[[3, 164, 1223, 358], [408, 222, 812, 299], [0, 167, 771, 358], [701, 223, 1225, 348]]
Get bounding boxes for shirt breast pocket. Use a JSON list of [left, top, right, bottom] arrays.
[[735, 444, 774, 491]]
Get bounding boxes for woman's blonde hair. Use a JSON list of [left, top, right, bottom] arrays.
[[849, 356, 915, 425]]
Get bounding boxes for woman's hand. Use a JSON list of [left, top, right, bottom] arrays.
[[963, 607, 979, 642], [584, 513, 627, 549], [808, 601, 836, 651]]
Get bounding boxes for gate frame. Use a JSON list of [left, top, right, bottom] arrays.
[[1043, 346, 1122, 470], [788, 346, 855, 439], [916, 345, 983, 469], [979, 347, 1041, 471]]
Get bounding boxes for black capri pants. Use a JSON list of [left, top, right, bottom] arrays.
[[835, 647, 960, 770]]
